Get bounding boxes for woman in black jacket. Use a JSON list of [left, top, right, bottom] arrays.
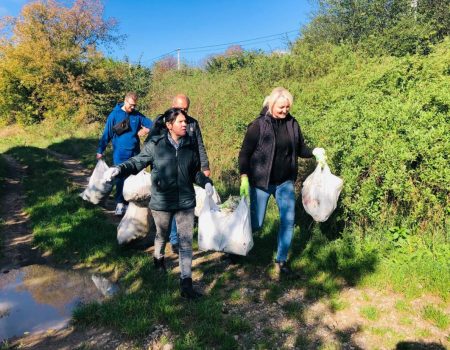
[[238, 87, 325, 277], [105, 108, 213, 299]]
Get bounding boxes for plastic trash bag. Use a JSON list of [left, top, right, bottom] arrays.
[[91, 274, 119, 297], [194, 185, 221, 217], [198, 195, 253, 256], [117, 201, 150, 245], [80, 159, 113, 205], [123, 170, 151, 203], [301, 163, 344, 222]]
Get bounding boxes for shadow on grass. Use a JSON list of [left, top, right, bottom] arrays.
[[3, 145, 241, 348], [48, 137, 113, 169], [395, 341, 447, 350]]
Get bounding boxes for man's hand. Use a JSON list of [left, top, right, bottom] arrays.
[[205, 183, 213, 196], [137, 126, 150, 137], [103, 167, 120, 182], [96, 153, 103, 159], [203, 169, 211, 177], [240, 176, 250, 200], [313, 147, 327, 168]]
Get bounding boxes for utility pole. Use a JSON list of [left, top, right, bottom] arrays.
[[177, 48, 180, 70], [411, 0, 418, 19]]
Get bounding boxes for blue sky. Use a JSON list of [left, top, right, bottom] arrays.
[[1, 0, 315, 66]]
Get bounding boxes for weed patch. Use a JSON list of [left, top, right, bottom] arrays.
[[360, 306, 380, 321], [422, 305, 449, 330]]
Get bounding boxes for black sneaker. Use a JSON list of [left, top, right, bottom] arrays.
[[223, 253, 240, 264], [180, 277, 202, 300], [153, 256, 166, 272], [274, 260, 297, 280]]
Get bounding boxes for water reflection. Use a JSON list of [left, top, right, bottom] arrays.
[[0, 264, 113, 341]]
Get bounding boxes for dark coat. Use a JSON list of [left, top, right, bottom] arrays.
[[238, 109, 313, 189], [117, 134, 212, 211]]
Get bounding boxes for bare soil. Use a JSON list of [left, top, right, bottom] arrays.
[[1, 151, 448, 350]]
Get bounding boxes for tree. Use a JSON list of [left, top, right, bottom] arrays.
[[0, 0, 126, 124], [205, 46, 262, 73], [299, 0, 450, 56]]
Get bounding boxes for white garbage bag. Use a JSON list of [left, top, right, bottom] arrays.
[[80, 159, 113, 205], [117, 202, 150, 245], [194, 185, 221, 217], [301, 163, 344, 222], [198, 195, 253, 256], [123, 170, 151, 202]]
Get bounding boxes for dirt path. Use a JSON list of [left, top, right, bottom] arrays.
[[0, 154, 45, 272], [0, 152, 140, 350]]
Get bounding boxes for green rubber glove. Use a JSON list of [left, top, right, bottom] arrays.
[[240, 176, 250, 200]]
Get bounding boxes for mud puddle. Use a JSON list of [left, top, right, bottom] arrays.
[[0, 264, 117, 341]]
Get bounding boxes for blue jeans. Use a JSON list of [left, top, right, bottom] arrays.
[[169, 218, 178, 245], [113, 148, 136, 204], [250, 180, 295, 262]]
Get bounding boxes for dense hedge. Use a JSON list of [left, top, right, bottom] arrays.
[[144, 39, 450, 240]]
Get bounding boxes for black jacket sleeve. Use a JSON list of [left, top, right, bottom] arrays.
[[193, 121, 210, 171], [238, 121, 260, 175]]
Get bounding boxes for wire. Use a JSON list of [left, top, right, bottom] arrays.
[[140, 29, 299, 65], [180, 29, 298, 52], [181, 36, 294, 55]]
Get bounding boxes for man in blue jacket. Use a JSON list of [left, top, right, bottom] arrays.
[[96, 92, 153, 215]]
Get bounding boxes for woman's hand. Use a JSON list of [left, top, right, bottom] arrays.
[[313, 148, 327, 168], [240, 176, 250, 200]]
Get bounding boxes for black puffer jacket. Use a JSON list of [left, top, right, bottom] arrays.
[[117, 134, 212, 211], [238, 108, 313, 189]]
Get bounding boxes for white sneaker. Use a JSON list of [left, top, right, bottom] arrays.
[[115, 203, 126, 216]]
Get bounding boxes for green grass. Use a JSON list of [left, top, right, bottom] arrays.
[[415, 328, 432, 338], [360, 306, 380, 321], [422, 305, 449, 330], [1, 135, 381, 347], [394, 299, 410, 312], [368, 326, 394, 336], [329, 297, 350, 312], [0, 108, 448, 348], [282, 301, 305, 320]]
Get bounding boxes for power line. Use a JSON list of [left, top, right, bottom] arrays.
[[181, 36, 295, 56], [180, 29, 298, 52], [141, 29, 299, 65]]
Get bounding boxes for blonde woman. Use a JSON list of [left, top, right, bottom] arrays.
[[238, 87, 325, 276]]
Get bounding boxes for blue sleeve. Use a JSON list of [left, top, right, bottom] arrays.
[[140, 114, 153, 129], [97, 111, 115, 154]]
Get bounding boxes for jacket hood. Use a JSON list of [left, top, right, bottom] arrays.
[[260, 105, 268, 116], [149, 132, 194, 147], [113, 102, 124, 111]]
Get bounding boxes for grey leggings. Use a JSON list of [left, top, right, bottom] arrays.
[[151, 208, 195, 279]]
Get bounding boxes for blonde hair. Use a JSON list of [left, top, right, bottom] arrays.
[[264, 87, 293, 115]]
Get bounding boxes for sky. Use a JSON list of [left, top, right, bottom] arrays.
[[0, 0, 316, 67]]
